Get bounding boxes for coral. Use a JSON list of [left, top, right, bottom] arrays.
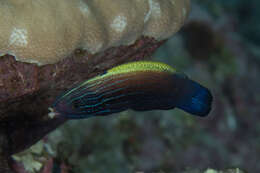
[[0, 0, 190, 65], [12, 141, 45, 173]]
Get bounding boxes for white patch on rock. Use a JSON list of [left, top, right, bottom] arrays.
[[9, 28, 28, 47], [149, 0, 161, 18], [111, 15, 127, 33], [79, 0, 90, 15]]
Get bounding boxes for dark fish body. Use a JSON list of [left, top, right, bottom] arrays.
[[52, 61, 212, 119]]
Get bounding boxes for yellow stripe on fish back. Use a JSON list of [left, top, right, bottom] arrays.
[[75, 61, 177, 94], [108, 61, 177, 75]]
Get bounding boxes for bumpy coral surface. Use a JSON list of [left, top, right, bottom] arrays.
[[0, 0, 190, 65]]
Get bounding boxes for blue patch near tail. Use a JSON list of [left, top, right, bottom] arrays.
[[176, 80, 213, 117]]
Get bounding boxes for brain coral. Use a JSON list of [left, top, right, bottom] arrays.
[[0, 0, 190, 65]]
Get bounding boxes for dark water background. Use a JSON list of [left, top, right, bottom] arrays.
[[46, 1, 260, 172]]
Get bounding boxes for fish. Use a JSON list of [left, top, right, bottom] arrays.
[[51, 61, 213, 119]]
